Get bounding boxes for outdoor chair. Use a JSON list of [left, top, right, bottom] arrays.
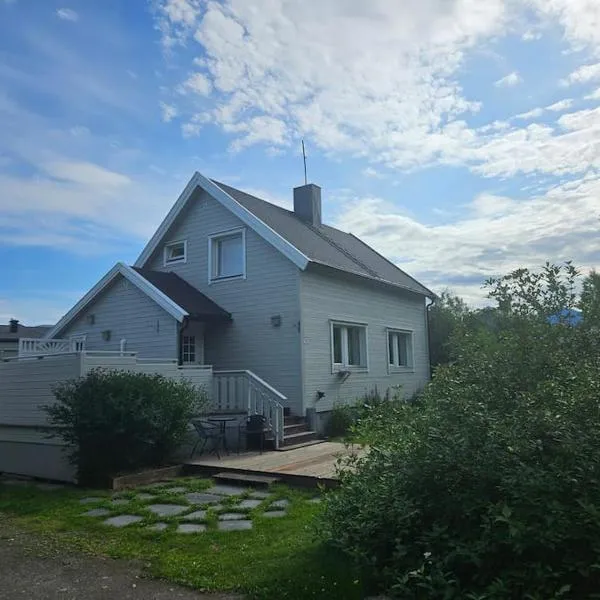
[[238, 414, 268, 454], [190, 419, 226, 459]]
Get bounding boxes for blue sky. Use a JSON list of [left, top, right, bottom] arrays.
[[1, 0, 600, 324]]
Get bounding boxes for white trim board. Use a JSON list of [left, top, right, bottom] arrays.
[[134, 171, 310, 271], [45, 263, 188, 339]]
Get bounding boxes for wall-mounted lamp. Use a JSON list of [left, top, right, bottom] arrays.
[[270, 315, 282, 328], [101, 330, 112, 342], [316, 390, 325, 400]]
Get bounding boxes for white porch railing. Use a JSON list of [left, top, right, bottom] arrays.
[[213, 370, 286, 449], [18, 338, 74, 356]]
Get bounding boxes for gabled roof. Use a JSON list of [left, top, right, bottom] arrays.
[[134, 171, 433, 298], [132, 268, 230, 321], [46, 263, 229, 339], [0, 324, 51, 341]]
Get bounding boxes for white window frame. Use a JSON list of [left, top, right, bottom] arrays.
[[386, 328, 414, 372], [181, 335, 196, 364], [330, 320, 369, 372], [163, 240, 187, 266], [208, 227, 246, 283]]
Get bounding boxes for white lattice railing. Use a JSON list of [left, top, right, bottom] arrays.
[[18, 338, 75, 357], [212, 370, 286, 449]]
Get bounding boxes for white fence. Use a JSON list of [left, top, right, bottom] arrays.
[[0, 352, 215, 481]]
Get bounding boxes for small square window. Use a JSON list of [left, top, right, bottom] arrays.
[[331, 322, 367, 370], [388, 330, 413, 369], [164, 241, 186, 265], [182, 335, 196, 364], [209, 229, 245, 281]]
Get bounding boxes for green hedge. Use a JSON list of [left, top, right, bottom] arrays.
[[45, 368, 206, 486]]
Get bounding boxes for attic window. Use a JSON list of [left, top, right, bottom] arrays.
[[209, 228, 246, 282], [164, 240, 187, 266]]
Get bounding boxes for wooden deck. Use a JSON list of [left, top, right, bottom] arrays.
[[184, 442, 364, 488]]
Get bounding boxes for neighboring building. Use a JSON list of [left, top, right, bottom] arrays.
[[0, 320, 51, 359], [45, 172, 434, 428]]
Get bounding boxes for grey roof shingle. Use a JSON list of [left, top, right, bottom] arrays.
[[213, 181, 433, 297], [0, 324, 52, 341], [132, 268, 231, 321]]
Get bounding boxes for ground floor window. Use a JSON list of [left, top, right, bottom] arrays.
[[388, 329, 413, 369], [331, 322, 368, 369], [181, 335, 196, 363]]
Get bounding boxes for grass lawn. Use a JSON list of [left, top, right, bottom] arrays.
[[0, 477, 365, 600]]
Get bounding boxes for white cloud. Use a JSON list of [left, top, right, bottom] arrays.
[[56, 8, 78, 22], [522, 29, 541, 41], [561, 62, 600, 86], [494, 71, 522, 87], [160, 101, 178, 122], [585, 87, 600, 100], [181, 71, 212, 96], [333, 177, 600, 303], [546, 98, 574, 111], [514, 107, 544, 120], [362, 167, 384, 179]]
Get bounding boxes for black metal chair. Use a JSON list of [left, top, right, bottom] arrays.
[[190, 419, 225, 459], [238, 414, 268, 454]]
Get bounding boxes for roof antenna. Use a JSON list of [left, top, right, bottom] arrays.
[[301, 139, 308, 185]]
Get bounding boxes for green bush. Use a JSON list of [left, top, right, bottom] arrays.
[[45, 368, 206, 486], [321, 264, 600, 599]]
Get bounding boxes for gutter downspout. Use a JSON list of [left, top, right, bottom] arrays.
[[425, 296, 436, 380]]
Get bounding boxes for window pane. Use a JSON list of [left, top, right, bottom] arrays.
[[216, 234, 243, 277], [398, 334, 407, 366], [333, 326, 342, 363], [388, 333, 395, 365], [166, 242, 185, 262], [347, 326, 362, 366], [182, 336, 196, 363]]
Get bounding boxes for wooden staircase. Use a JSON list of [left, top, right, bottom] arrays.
[[278, 415, 320, 451]]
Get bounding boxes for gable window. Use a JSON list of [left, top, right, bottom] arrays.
[[164, 240, 187, 266], [387, 329, 413, 370], [181, 335, 196, 364], [331, 321, 368, 370], [209, 228, 245, 281]]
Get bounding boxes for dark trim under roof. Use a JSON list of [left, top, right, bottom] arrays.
[[132, 268, 231, 322]]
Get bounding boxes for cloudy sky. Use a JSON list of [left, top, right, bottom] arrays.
[[1, 0, 599, 324]]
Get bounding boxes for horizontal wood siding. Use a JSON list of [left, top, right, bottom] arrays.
[[145, 190, 302, 414], [300, 269, 430, 412], [0, 353, 81, 427], [60, 274, 179, 360]]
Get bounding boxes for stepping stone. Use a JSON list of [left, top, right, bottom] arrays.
[[263, 510, 286, 518], [177, 523, 206, 534], [79, 497, 102, 504], [147, 504, 189, 517], [237, 499, 262, 510], [163, 486, 188, 494], [218, 512, 246, 521], [136, 493, 156, 501], [185, 492, 222, 505], [308, 498, 322, 504], [83, 508, 110, 517], [210, 484, 247, 496], [111, 498, 129, 506], [271, 499, 290, 509], [218, 519, 252, 531], [249, 490, 271, 499], [148, 522, 168, 532], [103, 515, 143, 527], [183, 510, 207, 521]]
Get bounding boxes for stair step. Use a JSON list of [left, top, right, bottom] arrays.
[[283, 423, 309, 435], [213, 471, 280, 487], [277, 440, 324, 452], [282, 430, 318, 446]]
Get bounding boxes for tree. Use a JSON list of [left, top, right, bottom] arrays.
[[427, 290, 470, 367]]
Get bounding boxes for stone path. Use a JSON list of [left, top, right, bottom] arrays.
[[76, 479, 320, 535]]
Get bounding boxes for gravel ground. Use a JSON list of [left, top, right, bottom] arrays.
[[0, 520, 242, 600]]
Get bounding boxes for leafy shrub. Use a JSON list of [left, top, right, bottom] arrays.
[[45, 368, 206, 486], [321, 263, 600, 599]]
